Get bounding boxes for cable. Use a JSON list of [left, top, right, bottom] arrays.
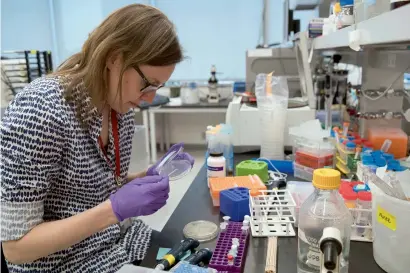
[[362, 64, 410, 101], [255, 157, 287, 181]]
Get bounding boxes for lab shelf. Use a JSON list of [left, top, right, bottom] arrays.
[[314, 5, 410, 49], [1, 50, 53, 97]]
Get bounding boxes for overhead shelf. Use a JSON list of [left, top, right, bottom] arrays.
[[314, 5, 410, 50]]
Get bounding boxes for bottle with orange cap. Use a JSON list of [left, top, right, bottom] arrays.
[[297, 169, 352, 273]]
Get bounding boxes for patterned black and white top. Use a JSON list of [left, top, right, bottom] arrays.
[[1, 77, 151, 272]]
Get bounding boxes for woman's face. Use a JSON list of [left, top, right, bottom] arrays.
[[106, 55, 175, 114]]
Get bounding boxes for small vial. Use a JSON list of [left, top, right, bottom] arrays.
[[230, 244, 238, 256], [220, 223, 227, 233], [227, 254, 234, 265], [223, 216, 231, 224], [242, 219, 249, 227], [241, 226, 249, 235], [232, 238, 239, 246], [244, 215, 251, 222]]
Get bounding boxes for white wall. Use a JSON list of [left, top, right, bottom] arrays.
[[1, 0, 53, 51]]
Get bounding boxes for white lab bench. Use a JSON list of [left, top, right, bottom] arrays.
[[141, 98, 230, 162]]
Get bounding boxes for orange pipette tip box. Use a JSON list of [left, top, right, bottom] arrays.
[[367, 127, 408, 159], [209, 175, 267, 206]]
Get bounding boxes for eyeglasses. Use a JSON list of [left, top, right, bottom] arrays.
[[134, 66, 164, 93]]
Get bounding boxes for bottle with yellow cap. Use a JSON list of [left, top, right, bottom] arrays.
[[297, 169, 352, 273]]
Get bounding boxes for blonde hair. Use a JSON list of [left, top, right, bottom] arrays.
[[53, 4, 183, 122]]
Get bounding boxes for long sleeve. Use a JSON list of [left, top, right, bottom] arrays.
[[1, 88, 67, 241]]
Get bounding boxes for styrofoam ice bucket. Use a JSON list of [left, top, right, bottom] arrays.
[[368, 181, 410, 273]]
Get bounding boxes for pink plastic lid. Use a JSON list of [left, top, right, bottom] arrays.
[[342, 188, 357, 201], [358, 191, 372, 201]]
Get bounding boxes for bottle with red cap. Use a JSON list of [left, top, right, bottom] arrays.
[[356, 191, 372, 236]]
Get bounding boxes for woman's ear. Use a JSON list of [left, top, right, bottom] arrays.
[[106, 53, 122, 71]]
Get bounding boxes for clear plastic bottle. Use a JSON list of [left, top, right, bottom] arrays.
[[297, 169, 352, 273]]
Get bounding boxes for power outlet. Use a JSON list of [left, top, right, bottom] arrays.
[[388, 53, 396, 68]]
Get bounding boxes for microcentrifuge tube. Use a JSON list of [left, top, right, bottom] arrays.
[[244, 215, 251, 222], [227, 254, 234, 265], [223, 216, 231, 223], [242, 220, 249, 227], [232, 238, 239, 246], [220, 223, 227, 233], [241, 226, 249, 235], [231, 245, 238, 256]]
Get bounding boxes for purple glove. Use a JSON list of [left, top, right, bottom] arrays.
[[147, 143, 195, 176], [109, 175, 170, 221]]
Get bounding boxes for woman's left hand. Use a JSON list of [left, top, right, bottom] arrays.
[[147, 143, 195, 176]]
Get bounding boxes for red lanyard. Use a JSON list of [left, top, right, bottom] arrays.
[[98, 110, 121, 187]]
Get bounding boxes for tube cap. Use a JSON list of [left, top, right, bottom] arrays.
[[342, 188, 357, 201], [358, 191, 372, 201], [313, 169, 341, 190], [346, 142, 356, 149]]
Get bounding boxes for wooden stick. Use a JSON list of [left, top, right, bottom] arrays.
[[265, 236, 278, 273]]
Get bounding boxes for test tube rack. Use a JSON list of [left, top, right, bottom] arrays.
[[208, 222, 250, 273], [249, 189, 296, 237], [349, 207, 373, 242]]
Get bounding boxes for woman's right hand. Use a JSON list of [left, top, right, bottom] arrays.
[[109, 175, 170, 221]]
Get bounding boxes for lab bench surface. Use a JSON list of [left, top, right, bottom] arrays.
[[158, 99, 231, 109], [140, 153, 386, 273]]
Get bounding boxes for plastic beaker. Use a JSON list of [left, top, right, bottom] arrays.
[[155, 146, 192, 181]]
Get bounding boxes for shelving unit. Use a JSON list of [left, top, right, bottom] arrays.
[[314, 5, 410, 49], [309, 5, 410, 136], [1, 50, 53, 97]]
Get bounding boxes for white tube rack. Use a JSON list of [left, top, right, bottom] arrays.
[[349, 207, 373, 242], [249, 189, 296, 237]]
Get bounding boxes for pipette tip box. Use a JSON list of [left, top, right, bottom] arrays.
[[208, 222, 249, 273]]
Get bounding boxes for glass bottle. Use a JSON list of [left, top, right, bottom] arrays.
[[297, 169, 352, 273]]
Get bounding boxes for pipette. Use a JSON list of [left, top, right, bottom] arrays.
[[155, 238, 200, 270]]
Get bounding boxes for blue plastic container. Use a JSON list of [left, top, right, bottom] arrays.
[[220, 187, 250, 222], [251, 158, 294, 174], [340, 0, 353, 6]]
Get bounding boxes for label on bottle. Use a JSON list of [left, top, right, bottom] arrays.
[[208, 166, 224, 171], [298, 229, 321, 268], [377, 206, 396, 231]]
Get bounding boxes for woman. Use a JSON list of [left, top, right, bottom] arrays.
[[0, 4, 194, 273]]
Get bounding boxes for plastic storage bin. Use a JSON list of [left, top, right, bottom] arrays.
[[209, 175, 266, 206], [369, 181, 410, 273], [293, 162, 314, 181]]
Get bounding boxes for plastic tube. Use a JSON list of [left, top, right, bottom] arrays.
[[380, 139, 392, 153], [342, 122, 349, 137]]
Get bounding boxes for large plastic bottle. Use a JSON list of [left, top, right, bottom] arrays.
[[297, 169, 352, 273]]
